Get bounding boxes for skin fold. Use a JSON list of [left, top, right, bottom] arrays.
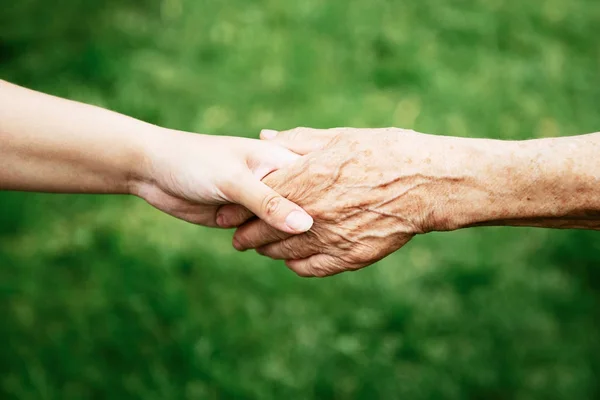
[[223, 127, 600, 277]]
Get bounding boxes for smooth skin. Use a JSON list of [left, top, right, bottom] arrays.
[[221, 127, 600, 277], [0, 81, 313, 233]]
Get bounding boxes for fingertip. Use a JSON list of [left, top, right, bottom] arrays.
[[216, 213, 227, 228], [260, 129, 279, 140], [232, 236, 245, 251]]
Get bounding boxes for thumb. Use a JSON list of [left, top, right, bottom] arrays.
[[260, 127, 337, 155], [226, 172, 313, 234]]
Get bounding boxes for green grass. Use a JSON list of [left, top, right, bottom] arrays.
[[1, 0, 600, 398]]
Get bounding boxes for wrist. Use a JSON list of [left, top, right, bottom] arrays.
[[431, 137, 527, 231], [380, 131, 502, 232], [126, 124, 168, 197], [129, 127, 217, 201], [437, 136, 598, 230]]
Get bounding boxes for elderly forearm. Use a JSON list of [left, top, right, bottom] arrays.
[[0, 80, 153, 194], [230, 128, 600, 276], [446, 133, 600, 230]]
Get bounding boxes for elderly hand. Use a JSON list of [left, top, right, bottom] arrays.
[[222, 127, 480, 277]]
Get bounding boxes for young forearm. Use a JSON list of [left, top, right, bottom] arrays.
[[0, 80, 152, 194], [449, 133, 600, 230]]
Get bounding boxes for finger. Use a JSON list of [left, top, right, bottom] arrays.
[[226, 172, 313, 234], [215, 204, 254, 228], [260, 127, 337, 155], [285, 254, 349, 278], [256, 234, 319, 260], [176, 205, 221, 227], [233, 218, 293, 251]]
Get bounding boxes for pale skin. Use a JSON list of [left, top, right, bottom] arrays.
[[222, 127, 600, 277], [0, 80, 314, 233]]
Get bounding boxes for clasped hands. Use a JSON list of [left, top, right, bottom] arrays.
[[141, 125, 597, 278], [217, 127, 459, 277], [219, 127, 429, 277]]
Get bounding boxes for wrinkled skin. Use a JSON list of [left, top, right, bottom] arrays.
[[227, 127, 472, 277]]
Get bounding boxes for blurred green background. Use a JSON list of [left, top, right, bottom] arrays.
[[2, 0, 600, 398]]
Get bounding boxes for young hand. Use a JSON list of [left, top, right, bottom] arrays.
[[134, 129, 314, 233]]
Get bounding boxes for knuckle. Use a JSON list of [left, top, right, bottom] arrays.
[[306, 157, 332, 180], [262, 195, 282, 217], [281, 239, 303, 259]]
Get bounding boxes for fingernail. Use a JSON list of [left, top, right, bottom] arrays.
[[285, 211, 313, 232], [261, 129, 278, 140], [232, 237, 244, 251], [216, 213, 227, 227]]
